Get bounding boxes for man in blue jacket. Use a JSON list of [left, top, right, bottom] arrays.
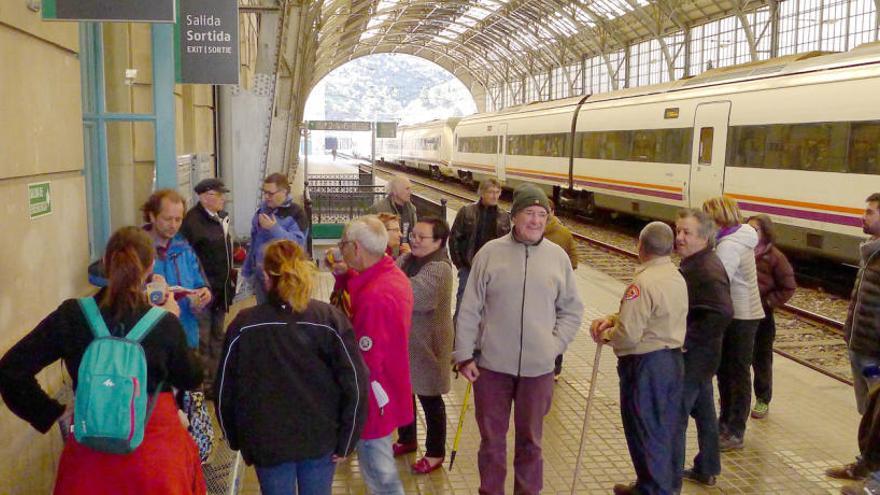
[[242, 173, 308, 303], [142, 189, 212, 349]]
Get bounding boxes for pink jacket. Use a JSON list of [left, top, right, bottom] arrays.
[[346, 256, 415, 439]]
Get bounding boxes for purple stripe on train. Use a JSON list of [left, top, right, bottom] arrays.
[[737, 201, 862, 227], [575, 180, 684, 201], [503, 169, 684, 201]]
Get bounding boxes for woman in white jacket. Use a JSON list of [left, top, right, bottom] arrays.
[[702, 197, 765, 452]]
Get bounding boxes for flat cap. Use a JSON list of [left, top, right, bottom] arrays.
[[194, 178, 229, 194]]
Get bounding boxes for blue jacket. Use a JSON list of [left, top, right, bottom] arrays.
[[87, 228, 208, 349], [242, 198, 308, 279], [151, 230, 207, 349]]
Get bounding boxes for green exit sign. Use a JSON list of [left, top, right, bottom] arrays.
[[28, 182, 52, 220]]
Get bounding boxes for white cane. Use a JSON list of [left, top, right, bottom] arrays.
[[570, 343, 603, 495]]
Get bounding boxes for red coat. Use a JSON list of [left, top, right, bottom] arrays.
[[347, 255, 415, 439], [54, 393, 205, 495]]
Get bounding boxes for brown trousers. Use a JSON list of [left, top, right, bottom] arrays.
[[473, 367, 554, 495]]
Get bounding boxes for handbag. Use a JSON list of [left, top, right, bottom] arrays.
[[182, 390, 215, 463]]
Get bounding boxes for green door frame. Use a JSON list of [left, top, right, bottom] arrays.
[[80, 22, 177, 257]]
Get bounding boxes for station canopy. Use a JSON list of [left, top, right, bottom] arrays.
[[313, 0, 769, 96]]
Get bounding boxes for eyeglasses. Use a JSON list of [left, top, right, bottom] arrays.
[[261, 189, 282, 197], [408, 232, 435, 242]]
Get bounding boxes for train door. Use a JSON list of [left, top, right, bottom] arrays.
[[496, 123, 508, 182], [689, 101, 731, 207]]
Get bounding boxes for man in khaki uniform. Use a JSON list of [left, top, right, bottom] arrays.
[[591, 221, 688, 495]]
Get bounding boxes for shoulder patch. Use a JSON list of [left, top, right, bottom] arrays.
[[623, 284, 641, 301], [358, 336, 373, 352]]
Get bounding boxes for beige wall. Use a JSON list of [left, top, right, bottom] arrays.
[[0, 6, 88, 494]]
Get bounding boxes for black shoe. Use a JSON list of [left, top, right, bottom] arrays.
[[682, 468, 717, 486], [613, 483, 640, 495]]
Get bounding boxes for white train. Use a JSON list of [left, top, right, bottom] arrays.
[[377, 118, 460, 178], [378, 43, 880, 263]]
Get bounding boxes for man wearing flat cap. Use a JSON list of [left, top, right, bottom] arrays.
[[454, 183, 584, 495], [182, 177, 235, 389]]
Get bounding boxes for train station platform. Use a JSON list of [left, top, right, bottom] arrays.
[[234, 155, 864, 493]]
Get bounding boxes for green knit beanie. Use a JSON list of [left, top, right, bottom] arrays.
[[511, 183, 550, 216]]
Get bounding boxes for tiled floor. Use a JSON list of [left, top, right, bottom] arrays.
[[232, 257, 863, 494]]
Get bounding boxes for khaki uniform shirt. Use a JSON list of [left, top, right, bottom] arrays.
[[603, 256, 688, 357]]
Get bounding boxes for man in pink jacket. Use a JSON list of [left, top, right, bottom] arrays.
[[340, 215, 414, 494]]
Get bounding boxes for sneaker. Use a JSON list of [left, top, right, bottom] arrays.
[[411, 456, 444, 474], [751, 400, 770, 419], [841, 476, 880, 495], [392, 441, 417, 457], [682, 468, 717, 486], [719, 434, 744, 452], [827, 461, 873, 481]]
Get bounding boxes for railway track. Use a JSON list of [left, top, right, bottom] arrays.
[[363, 160, 854, 385]]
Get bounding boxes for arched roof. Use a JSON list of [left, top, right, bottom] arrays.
[[309, 0, 769, 97]]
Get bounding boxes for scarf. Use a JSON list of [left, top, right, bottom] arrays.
[[401, 246, 451, 278]]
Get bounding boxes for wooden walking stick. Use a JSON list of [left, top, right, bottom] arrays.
[[570, 343, 603, 495], [448, 381, 472, 471]]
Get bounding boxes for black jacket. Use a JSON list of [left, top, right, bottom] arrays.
[[181, 204, 234, 310], [0, 293, 203, 433], [449, 201, 511, 269], [679, 247, 734, 380], [846, 238, 880, 357], [215, 297, 369, 466]]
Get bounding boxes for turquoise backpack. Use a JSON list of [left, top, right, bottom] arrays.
[[73, 297, 166, 454]]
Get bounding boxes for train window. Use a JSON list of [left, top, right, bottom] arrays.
[[630, 130, 658, 162], [848, 122, 880, 175], [505, 133, 568, 157], [573, 128, 690, 164], [699, 127, 714, 164], [728, 126, 768, 168]]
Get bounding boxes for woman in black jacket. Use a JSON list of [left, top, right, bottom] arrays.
[[215, 239, 368, 495], [0, 226, 204, 495]]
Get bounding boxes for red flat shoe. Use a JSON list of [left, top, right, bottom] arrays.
[[392, 441, 417, 457], [411, 456, 444, 474]]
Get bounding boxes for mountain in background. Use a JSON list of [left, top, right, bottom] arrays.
[[309, 53, 477, 124]]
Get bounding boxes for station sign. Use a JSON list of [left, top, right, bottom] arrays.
[[175, 0, 240, 85], [42, 0, 175, 22], [307, 121, 373, 132], [376, 122, 398, 138], [28, 182, 52, 220]]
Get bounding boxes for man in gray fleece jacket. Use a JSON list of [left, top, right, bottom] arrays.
[[454, 183, 584, 495]]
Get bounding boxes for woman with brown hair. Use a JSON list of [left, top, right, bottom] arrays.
[[747, 214, 796, 419], [216, 239, 368, 495], [0, 226, 205, 494]]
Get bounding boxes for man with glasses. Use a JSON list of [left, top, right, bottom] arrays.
[[370, 176, 417, 245], [181, 178, 235, 389], [338, 215, 413, 495], [242, 173, 308, 303]]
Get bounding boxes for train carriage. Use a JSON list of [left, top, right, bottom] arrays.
[[401, 43, 880, 263]]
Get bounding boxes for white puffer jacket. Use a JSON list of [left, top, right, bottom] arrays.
[[715, 224, 765, 320]]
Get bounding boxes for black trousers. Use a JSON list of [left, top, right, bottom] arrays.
[[398, 395, 447, 457], [859, 384, 880, 467], [752, 310, 776, 404], [717, 319, 760, 439]]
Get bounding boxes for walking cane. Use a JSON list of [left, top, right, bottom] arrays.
[[448, 381, 472, 471], [570, 343, 603, 495]]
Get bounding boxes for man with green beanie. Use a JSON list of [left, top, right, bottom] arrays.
[[454, 183, 584, 495]]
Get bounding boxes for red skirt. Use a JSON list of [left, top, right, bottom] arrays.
[[54, 392, 206, 495]]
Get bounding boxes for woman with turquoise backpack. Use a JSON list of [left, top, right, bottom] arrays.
[[0, 226, 205, 495]]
